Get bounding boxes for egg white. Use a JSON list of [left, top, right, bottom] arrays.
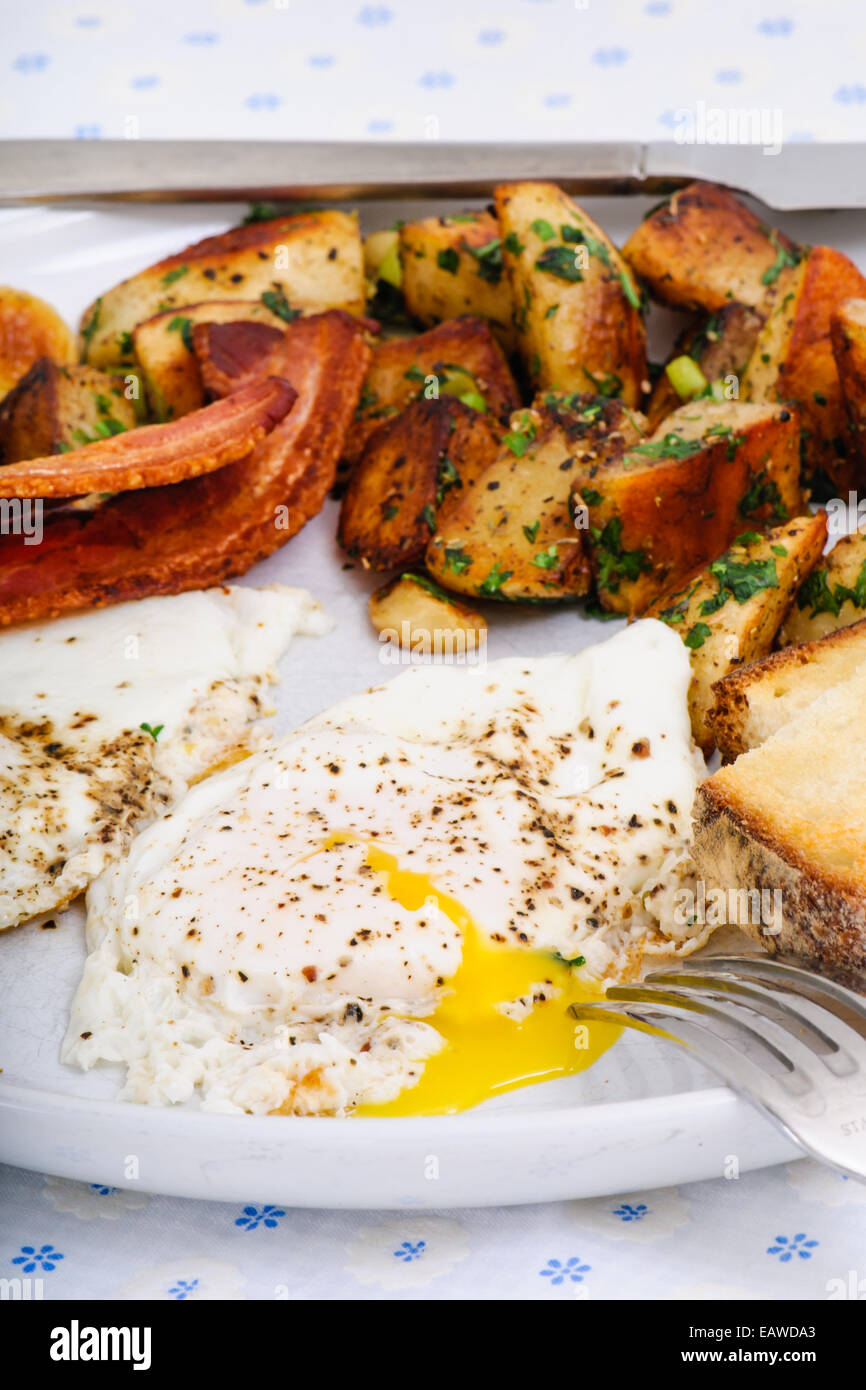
[[0, 584, 331, 930], [64, 619, 707, 1116]]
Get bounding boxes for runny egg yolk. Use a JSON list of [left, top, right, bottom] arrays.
[[345, 842, 621, 1117]]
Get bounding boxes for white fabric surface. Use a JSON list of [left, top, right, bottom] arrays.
[[2, 0, 866, 1299]]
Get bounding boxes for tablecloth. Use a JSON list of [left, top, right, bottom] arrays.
[[2, 0, 866, 1301]]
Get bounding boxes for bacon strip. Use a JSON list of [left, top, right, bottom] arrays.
[[0, 311, 370, 625], [0, 376, 295, 498]]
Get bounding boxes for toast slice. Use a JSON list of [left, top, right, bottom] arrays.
[[708, 617, 866, 759], [694, 664, 866, 989]]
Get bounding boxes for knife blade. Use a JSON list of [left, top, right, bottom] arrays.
[[0, 140, 863, 211]]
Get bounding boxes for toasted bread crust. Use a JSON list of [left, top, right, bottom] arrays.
[[708, 617, 866, 759], [694, 780, 866, 991]]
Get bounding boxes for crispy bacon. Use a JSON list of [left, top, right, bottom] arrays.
[[0, 311, 370, 625], [192, 320, 286, 398], [0, 376, 295, 498]]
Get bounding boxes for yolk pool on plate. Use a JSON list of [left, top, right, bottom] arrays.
[[347, 842, 621, 1117]]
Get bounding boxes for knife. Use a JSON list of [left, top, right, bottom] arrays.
[[0, 140, 863, 211]]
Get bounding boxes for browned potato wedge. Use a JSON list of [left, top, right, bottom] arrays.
[[646, 513, 828, 751], [573, 400, 805, 616], [369, 573, 487, 657], [398, 211, 516, 352], [831, 297, 866, 469], [646, 302, 765, 431], [0, 287, 75, 398], [623, 182, 800, 313], [494, 181, 645, 404], [0, 357, 138, 464], [133, 299, 287, 420], [79, 210, 364, 368], [338, 396, 500, 570], [343, 316, 519, 466], [779, 529, 866, 645], [425, 394, 643, 603], [743, 246, 866, 490]]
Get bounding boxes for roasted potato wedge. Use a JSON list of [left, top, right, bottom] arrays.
[[133, 299, 287, 420], [743, 246, 866, 490], [573, 400, 805, 616], [369, 573, 487, 656], [779, 529, 866, 646], [831, 297, 866, 469], [425, 395, 643, 603], [79, 211, 365, 368], [646, 513, 828, 751], [495, 181, 645, 404], [338, 396, 501, 570], [343, 316, 519, 466], [398, 211, 516, 352], [646, 302, 765, 431], [0, 287, 75, 398], [0, 358, 138, 464], [623, 182, 800, 313]]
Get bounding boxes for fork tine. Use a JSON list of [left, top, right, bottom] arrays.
[[679, 955, 866, 1029], [642, 969, 860, 1062], [606, 983, 829, 1089], [570, 999, 816, 1128]]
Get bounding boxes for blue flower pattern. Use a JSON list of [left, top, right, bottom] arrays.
[[393, 1239, 426, 1262], [614, 1202, 649, 1222], [767, 1233, 819, 1262], [168, 1277, 200, 1299], [235, 1204, 286, 1231], [540, 1257, 590, 1286], [13, 1244, 64, 1273]]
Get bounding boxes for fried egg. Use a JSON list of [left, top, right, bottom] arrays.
[[64, 618, 706, 1116], [0, 584, 331, 930]]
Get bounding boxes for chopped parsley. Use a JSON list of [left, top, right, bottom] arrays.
[[80, 298, 101, 349], [503, 232, 525, 256], [381, 502, 399, 521], [530, 218, 556, 241], [167, 315, 194, 351], [535, 245, 584, 283], [261, 289, 300, 323], [559, 223, 643, 309], [797, 556, 866, 617], [444, 545, 473, 575], [435, 455, 459, 506], [419, 504, 437, 531], [583, 368, 623, 398], [161, 264, 189, 288], [140, 722, 164, 741], [738, 469, 788, 524], [683, 622, 713, 650], [478, 561, 513, 596], [116, 330, 134, 356], [523, 520, 540, 544], [533, 545, 560, 571], [589, 517, 650, 593], [436, 248, 460, 275], [580, 488, 603, 507], [401, 572, 457, 604], [700, 553, 779, 615], [503, 413, 537, 456], [625, 432, 703, 464], [760, 231, 800, 288], [243, 202, 278, 224], [465, 237, 502, 284]]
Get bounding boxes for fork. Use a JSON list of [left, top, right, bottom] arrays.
[[569, 955, 866, 1181]]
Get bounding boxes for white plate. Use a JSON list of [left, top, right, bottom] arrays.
[[4, 190, 854, 1207]]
